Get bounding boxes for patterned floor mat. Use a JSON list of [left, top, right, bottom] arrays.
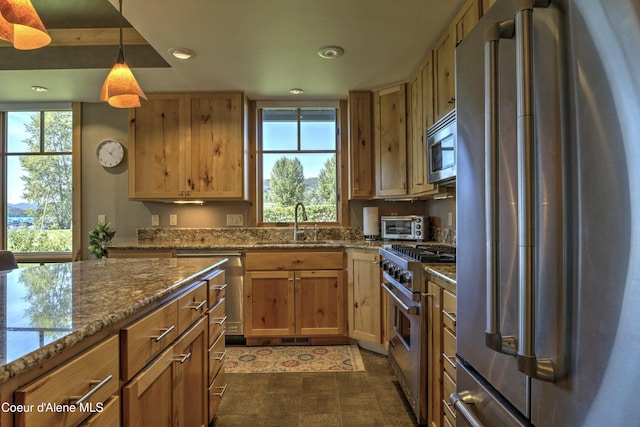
[[224, 345, 365, 373]]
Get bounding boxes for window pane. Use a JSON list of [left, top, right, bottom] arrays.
[[7, 112, 39, 153], [44, 111, 73, 152], [301, 109, 336, 151], [263, 153, 337, 223], [262, 109, 298, 151], [7, 154, 73, 252]]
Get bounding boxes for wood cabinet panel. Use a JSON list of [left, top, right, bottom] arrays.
[[177, 318, 208, 427], [245, 251, 343, 271], [348, 91, 375, 199], [245, 271, 296, 336], [374, 84, 407, 197], [483, 0, 496, 14], [422, 52, 435, 130], [15, 336, 119, 427], [121, 301, 178, 381], [296, 270, 345, 336], [205, 269, 226, 309], [177, 280, 208, 335], [347, 249, 382, 344], [128, 94, 186, 199], [208, 328, 226, 382], [453, 0, 481, 47], [434, 30, 455, 122], [208, 369, 226, 423], [79, 395, 119, 427], [208, 298, 226, 347]]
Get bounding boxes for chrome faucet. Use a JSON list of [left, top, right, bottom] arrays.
[[293, 201, 308, 241]]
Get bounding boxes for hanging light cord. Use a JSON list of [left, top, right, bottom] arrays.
[[119, 0, 123, 49]]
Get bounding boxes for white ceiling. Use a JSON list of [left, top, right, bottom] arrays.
[[0, 0, 465, 103]]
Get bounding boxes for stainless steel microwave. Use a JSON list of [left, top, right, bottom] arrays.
[[381, 216, 426, 241], [427, 109, 456, 184]]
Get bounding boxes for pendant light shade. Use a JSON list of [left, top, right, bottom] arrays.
[[0, 0, 51, 50], [100, 0, 146, 108]]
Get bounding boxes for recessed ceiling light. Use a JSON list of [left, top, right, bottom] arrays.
[[31, 85, 48, 92], [318, 45, 344, 59], [168, 48, 195, 60], [289, 88, 304, 94]]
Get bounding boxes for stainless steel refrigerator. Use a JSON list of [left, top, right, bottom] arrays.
[[455, 0, 640, 425]]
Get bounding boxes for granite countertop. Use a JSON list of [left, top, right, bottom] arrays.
[[109, 238, 383, 251], [0, 257, 225, 385], [426, 264, 456, 289]]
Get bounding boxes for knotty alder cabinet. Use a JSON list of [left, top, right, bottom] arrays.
[[244, 250, 346, 342], [128, 92, 248, 200], [348, 91, 375, 199], [346, 249, 383, 346]]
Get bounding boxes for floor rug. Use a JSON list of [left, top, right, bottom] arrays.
[[224, 345, 365, 373]]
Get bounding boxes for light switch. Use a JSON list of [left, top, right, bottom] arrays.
[[151, 214, 159, 227], [98, 215, 106, 225], [447, 212, 453, 227], [226, 214, 244, 226], [169, 214, 178, 226]]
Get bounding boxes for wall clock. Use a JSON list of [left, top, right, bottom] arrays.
[[96, 139, 125, 168]]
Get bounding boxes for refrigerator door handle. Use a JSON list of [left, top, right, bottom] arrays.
[[450, 391, 485, 427], [514, 0, 556, 383], [483, 18, 517, 356]]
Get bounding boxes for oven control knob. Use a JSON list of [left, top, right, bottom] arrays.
[[388, 266, 396, 276], [397, 272, 407, 283]]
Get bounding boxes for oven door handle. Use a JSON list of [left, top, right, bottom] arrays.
[[381, 283, 419, 315]]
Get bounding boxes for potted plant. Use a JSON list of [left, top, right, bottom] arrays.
[[89, 223, 116, 259]]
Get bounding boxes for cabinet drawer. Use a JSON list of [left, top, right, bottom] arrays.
[[79, 395, 119, 427], [245, 251, 343, 270], [208, 369, 227, 422], [177, 280, 208, 335], [15, 336, 119, 427], [208, 297, 226, 347], [442, 327, 457, 379], [206, 269, 226, 309], [442, 289, 456, 332], [121, 301, 178, 381], [443, 371, 456, 426], [208, 330, 226, 383]]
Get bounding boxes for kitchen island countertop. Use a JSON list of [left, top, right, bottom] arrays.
[[426, 264, 456, 293], [0, 257, 225, 385]]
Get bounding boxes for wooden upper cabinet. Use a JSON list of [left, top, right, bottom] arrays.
[[128, 94, 186, 199], [129, 92, 247, 200], [453, 0, 481, 47], [422, 52, 435, 130], [348, 91, 375, 199], [374, 84, 407, 197], [188, 93, 245, 199], [482, 0, 496, 15], [433, 28, 455, 122]]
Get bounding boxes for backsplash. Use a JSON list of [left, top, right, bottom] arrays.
[[431, 227, 456, 246]]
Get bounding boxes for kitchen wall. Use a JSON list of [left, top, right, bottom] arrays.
[[80, 102, 456, 258]]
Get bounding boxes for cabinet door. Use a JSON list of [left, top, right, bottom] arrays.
[[188, 93, 245, 199], [122, 343, 179, 426], [374, 84, 407, 197], [426, 281, 443, 427], [129, 94, 186, 199], [433, 29, 455, 122], [483, 0, 496, 14], [347, 250, 381, 344], [296, 270, 345, 336], [453, 0, 481, 47], [422, 52, 435, 130], [245, 271, 295, 336], [348, 91, 375, 199], [176, 318, 207, 427]]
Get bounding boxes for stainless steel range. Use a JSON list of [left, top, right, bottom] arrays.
[[379, 244, 455, 425]]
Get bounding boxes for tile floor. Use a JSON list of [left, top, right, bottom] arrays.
[[213, 348, 419, 427]]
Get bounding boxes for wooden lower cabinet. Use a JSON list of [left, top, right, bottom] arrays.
[[122, 317, 207, 427], [427, 279, 457, 427], [346, 249, 382, 345], [296, 270, 344, 336]]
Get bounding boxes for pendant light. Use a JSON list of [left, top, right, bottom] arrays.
[[0, 0, 51, 50], [100, 0, 146, 108]]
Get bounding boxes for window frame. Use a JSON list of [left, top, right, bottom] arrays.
[[0, 103, 81, 264], [255, 100, 344, 227]]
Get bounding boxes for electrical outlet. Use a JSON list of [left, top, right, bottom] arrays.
[[169, 214, 178, 226], [98, 215, 106, 225], [226, 214, 244, 226], [151, 214, 159, 227], [448, 212, 453, 227]]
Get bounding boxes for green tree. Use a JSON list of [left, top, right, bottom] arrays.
[[317, 154, 336, 204], [20, 111, 72, 229], [270, 156, 305, 206]]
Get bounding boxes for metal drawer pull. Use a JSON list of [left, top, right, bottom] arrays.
[[174, 352, 191, 364], [450, 391, 484, 427], [211, 283, 228, 291], [443, 353, 456, 369], [442, 309, 457, 326], [212, 350, 228, 362], [71, 374, 113, 406], [191, 300, 207, 311], [213, 384, 228, 398], [212, 315, 228, 326], [153, 325, 175, 342]]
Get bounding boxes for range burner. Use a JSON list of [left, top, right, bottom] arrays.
[[390, 244, 456, 263]]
